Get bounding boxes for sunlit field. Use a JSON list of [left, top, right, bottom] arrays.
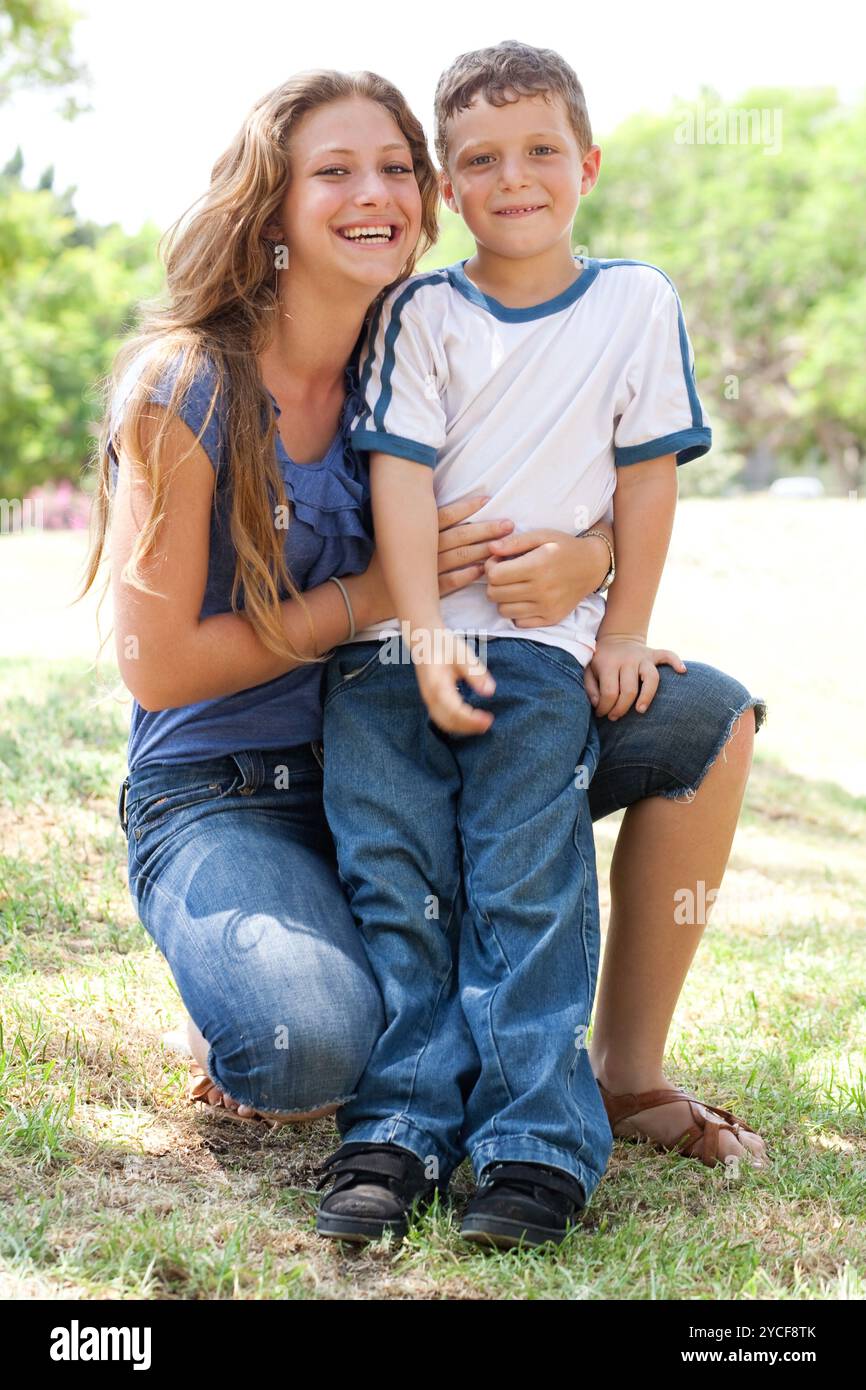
[[0, 498, 863, 1300]]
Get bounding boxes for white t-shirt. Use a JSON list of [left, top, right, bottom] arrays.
[[349, 256, 711, 665]]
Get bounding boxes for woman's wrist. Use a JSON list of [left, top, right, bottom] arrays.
[[328, 575, 355, 642], [341, 556, 397, 633], [340, 572, 376, 633]]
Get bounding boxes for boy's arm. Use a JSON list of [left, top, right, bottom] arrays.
[[590, 455, 686, 720], [590, 270, 713, 719], [371, 452, 495, 735], [599, 457, 676, 640]]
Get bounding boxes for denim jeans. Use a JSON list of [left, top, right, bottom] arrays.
[[321, 638, 614, 1202], [116, 664, 765, 1125], [120, 745, 384, 1114]]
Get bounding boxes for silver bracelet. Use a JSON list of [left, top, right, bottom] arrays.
[[579, 528, 616, 594], [328, 575, 356, 642]]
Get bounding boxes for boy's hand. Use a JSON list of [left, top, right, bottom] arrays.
[[483, 528, 609, 626], [414, 631, 496, 735], [588, 634, 686, 720]]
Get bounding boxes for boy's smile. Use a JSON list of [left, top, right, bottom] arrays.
[[492, 203, 548, 217]]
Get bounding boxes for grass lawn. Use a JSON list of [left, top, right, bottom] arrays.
[[0, 500, 864, 1300]]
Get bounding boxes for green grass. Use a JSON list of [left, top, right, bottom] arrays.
[[1, 510, 864, 1300]]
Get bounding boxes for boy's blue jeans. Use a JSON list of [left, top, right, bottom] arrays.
[[321, 637, 614, 1204]]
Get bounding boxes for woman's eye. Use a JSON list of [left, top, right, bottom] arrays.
[[317, 166, 349, 176], [384, 164, 412, 175]]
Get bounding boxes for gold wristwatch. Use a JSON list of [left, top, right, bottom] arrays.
[[579, 528, 615, 593]]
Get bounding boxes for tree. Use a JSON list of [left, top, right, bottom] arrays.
[[574, 88, 866, 492], [0, 0, 87, 115], [0, 164, 162, 495]]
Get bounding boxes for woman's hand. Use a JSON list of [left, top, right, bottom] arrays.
[[436, 494, 516, 596], [482, 528, 611, 626], [350, 494, 518, 630]]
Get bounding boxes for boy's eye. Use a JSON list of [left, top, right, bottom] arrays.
[[467, 147, 556, 166]]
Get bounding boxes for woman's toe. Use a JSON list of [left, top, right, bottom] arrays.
[[739, 1131, 770, 1166]]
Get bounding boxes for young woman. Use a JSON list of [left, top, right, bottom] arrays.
[[83, 69, 768, 1173]]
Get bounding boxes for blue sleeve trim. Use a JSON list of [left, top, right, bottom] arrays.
[[597, 260, 706, 431], [350, 429, 438, 468], [615, 428, 712, 468]]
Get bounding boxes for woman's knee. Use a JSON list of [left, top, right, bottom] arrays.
[[205, 985, 384, 1115]]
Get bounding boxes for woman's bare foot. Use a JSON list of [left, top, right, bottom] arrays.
[[185, 1016, 337, 1125], [592, 1058, 769, 1169]]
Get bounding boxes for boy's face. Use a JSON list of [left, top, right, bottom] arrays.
[[440, 90, 600, 261]]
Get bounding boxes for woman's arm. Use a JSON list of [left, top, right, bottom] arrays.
[[111, 411, 393, 711], [112, 422, 510, 713]]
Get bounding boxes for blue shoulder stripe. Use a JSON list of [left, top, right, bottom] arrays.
[[370, 272, 449, 433], [595, 260, 703, 430]]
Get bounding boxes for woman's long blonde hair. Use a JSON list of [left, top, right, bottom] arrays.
[[80, 70, 440, 659]]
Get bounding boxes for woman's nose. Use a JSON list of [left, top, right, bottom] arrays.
[[353, 170, 391, 204]]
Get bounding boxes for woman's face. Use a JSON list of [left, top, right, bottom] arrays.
[[277, 95, 424, 294]]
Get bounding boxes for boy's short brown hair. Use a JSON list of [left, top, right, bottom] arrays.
[[433, 39, 593, 170]]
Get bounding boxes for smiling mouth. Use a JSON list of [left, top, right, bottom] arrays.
[[334, 223, 402, 245], [493, 205, 547, 217]]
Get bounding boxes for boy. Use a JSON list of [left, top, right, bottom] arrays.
[[315, 40, 711, 1248]]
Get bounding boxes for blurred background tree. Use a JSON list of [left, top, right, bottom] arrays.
[[0, 0, 88, 115], [1, 0, 864, 501], [0, 153, 162, 496], [0, 1, 162, 497]]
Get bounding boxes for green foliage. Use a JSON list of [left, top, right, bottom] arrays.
[[0, 166, 162, 495], [0, 0, 88, 115], [420, 204, 474, 270], [576, 87, 866, 491]]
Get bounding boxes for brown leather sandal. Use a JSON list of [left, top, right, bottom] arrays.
[[597, 1081, 768, 1169], [187, 1060, 286, 1130]]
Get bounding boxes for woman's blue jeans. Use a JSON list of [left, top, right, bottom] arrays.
[[118, 664, 765, 1128], [122, 744, 385, 1115]]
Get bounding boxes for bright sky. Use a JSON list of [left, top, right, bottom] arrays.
[[2, 0, 864, 231]]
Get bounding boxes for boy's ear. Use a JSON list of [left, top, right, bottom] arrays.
[[438, 167, 458, 214], [580, 144, 602, 196]]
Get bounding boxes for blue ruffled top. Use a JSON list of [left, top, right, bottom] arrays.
[[107, 349, 375, 770]]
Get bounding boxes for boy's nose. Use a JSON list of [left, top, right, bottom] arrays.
[[498, 161, 531, 190]]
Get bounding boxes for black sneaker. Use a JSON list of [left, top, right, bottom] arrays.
[[460, 1161, 586, 1249], [314, 1142, 444, 1243]]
